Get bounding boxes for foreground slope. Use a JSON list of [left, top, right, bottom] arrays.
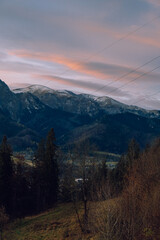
[[4, 203, 95, 240]]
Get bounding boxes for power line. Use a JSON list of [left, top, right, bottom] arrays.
[[86, 15, 160, 61], [43, 14, 160, 108], [132, 88, 160, 106], [102, 64, 160, 95], [45, 15, 160, 86], [101, 63, 160, 107], [92, 55, 160, 94]]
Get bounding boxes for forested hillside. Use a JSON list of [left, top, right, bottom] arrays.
[[1, 80, 160, 153]]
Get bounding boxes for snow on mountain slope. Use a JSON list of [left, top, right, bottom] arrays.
[[12, 84, 160, 118]]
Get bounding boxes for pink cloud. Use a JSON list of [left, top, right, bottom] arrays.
[[83, 20, 160, 50], [129, 34, 160, 49], [146, 0, 160, 7], [9, 50, 112, 80], [8, 49, 160, 88]]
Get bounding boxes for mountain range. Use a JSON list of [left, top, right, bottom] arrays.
[[1, 79, 160, 153]]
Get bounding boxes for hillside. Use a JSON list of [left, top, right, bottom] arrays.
[[60, 112, 160, 153], [1, 79, 160, 153], [13, 84, 160, 118], [3, 203, 96, 240]]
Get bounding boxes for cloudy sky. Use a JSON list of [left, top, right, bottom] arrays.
[[0, 0, 160, 109]]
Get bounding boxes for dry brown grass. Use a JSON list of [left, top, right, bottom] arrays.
[[90, 140, 160, 240], [3, 203, 99, 240]]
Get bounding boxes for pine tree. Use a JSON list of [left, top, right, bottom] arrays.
[[126, 139, 140, 169], [0, 136, 13, 214], [34, 139, 46, 212], [34, 129, 59, 210], [99, 159, 108, 182], [113, 139, 140, 194], [13, 154, 29, 218], [45, 128, 58, 207], [0, 206, 9, 240], [35, 139, 45, 169]]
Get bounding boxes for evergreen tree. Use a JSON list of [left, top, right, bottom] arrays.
[[34, 139, 45, 169], [34, 129, 59, 210], [113, 139, 140, 194], [0, 207, 9, 240], [99, 159, 108, 182], [13, 155, 29, 218], [34, 139, 46, 212], [45, 128, 58, 207], [126, 138, 140, 169], [0, 136, 13, 214]]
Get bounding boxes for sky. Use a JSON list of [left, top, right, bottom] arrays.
[[0, 0, 160, 109]]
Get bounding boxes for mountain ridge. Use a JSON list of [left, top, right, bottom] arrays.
[[12, 84, 160, 118], [1, 79, 160, 153]]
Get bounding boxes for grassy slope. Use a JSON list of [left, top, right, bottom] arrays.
[[4, 203, 96, 240]]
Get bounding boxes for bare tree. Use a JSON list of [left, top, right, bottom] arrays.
[[90, 138, 160, 240], [70, 141, 98, 233]]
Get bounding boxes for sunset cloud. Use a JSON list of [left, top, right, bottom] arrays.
[[35, 74, 132, 99], [0, 0, 160, 109], [9, 49, 160, 84], [146, 0, 160, 7]]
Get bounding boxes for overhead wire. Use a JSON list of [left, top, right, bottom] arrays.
[[103, 64, 160, 95], [132, 87, 160, 106], [42, 14, 160, 108], [92, 55, 160, 94], [45, 14, 160, 90]]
